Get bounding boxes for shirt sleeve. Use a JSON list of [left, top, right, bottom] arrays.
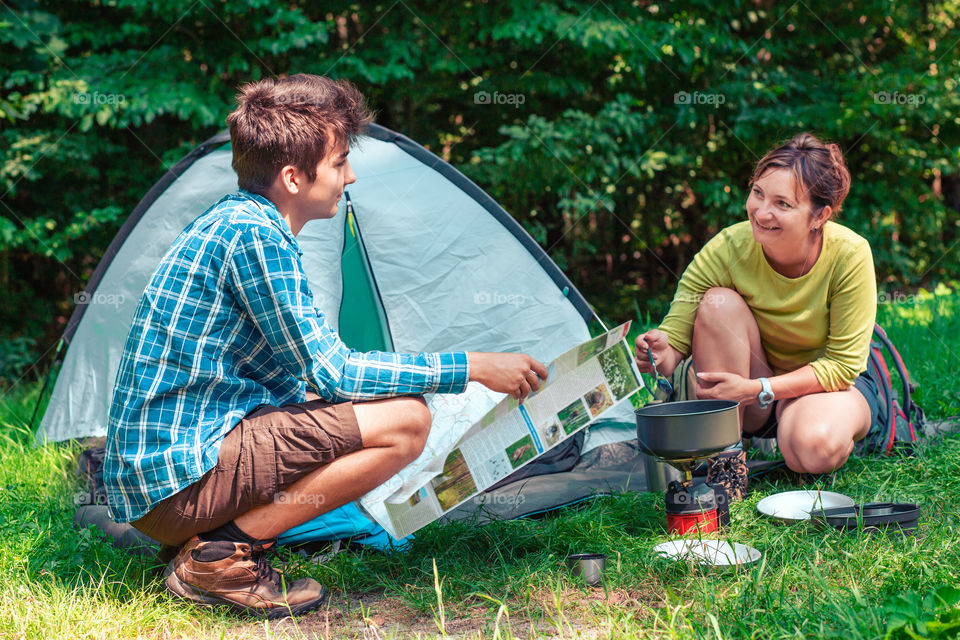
[[657, 231, 735, 356], [227, 225, 469, 402], [808, 241, 877, 391]]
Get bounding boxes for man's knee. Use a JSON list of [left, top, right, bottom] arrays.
[[393, 397, 432, 461]]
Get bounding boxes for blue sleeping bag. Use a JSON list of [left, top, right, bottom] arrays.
[[277, 502, 413, 551]]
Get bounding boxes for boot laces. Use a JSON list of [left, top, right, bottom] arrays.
[[249, 543, 283, 589]]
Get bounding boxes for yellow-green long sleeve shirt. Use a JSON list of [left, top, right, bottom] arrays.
[[657, 220, 877, 392]]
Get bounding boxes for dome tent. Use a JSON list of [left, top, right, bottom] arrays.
[[38, 124, 645, 548]]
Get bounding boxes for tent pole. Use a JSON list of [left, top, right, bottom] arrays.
[[29, 338, 64, 432], [594, 314, 609, 333]]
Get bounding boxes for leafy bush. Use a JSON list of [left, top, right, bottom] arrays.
[[1, 1, 958, 368], [882, 585, 960, 639], [0, 334, 37, 385]]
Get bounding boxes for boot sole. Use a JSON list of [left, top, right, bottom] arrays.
[[163, 560, 327, 620]]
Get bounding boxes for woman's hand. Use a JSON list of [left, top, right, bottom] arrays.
[[635, 329, 684, 378], [695, 371, 762, 404]]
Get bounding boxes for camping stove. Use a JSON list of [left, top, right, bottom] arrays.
[[661, 456, 718, 534], [635, 399, 740, 536]]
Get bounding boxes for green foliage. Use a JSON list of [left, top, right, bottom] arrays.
[[1, 0, 959, 373], [0, 334, 37, 384], [882, 585, 960, 639]]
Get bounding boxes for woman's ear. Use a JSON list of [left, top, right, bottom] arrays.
[[813, 205, 832, 231]]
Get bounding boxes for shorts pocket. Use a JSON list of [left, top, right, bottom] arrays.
[[212, 424, 243, 471]]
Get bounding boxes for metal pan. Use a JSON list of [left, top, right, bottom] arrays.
[[756, 490, 855, 522], [635, 399, 740, 459], [810, 502, 920, 535], [653, 539, 761, 570]]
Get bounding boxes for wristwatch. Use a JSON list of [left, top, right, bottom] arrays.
[[757, 377, 775, 409]]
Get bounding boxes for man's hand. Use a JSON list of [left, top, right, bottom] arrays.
[[468, 352, 549, 402], [635, 329, 684, 377], [695, 371, 762, 404]]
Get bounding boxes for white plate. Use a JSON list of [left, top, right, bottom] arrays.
[[756, 490, 855, 522], [653, 540, 761, 568]]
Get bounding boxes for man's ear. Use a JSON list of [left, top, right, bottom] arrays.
[[278, 164, 301, 195]]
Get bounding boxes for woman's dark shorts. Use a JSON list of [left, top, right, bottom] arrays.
[[132, 397, 362, 546], [747, 371, 882, 445]]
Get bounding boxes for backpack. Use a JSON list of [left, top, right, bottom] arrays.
[[863, 324, 926, 455]]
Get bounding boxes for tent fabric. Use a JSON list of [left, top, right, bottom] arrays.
[[336, 197, 395, 351], [40, 146, 240, 443], [38, 124, 600, 443], [441, 441, 648, 526], [40, 123, 642, 546]]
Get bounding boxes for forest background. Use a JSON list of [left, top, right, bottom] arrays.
[[2, 0, 958, 386]]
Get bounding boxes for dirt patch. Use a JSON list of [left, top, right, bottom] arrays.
[[218, 585, 667, 639], [220, 592, 495, 639]]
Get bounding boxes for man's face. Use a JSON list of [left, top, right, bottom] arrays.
[[300, 142, 357, 220]]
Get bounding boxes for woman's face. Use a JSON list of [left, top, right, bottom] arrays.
[[745, 168, 822, 255]]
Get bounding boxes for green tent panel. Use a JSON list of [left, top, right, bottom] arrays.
[[338, 196, 394, 352]]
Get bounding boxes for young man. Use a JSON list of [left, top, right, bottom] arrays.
[[104, 74, 547, 619]]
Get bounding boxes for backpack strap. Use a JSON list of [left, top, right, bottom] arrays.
[[871, 324, 927, 451], [872, 325, 910, 413], [867, 340, 896, 453]]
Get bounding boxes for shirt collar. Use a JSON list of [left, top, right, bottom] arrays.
[[236, 189, 303, 255]]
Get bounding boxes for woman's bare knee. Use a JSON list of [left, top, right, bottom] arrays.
[[693, 288, 758, 347], [695, 287, 748, 322], [781, 420, 852, 474]]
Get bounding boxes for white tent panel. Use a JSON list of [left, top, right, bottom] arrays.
[[39, 149, 239, 442], [346, 138, 589, 361]]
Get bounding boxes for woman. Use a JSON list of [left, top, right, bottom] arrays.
[[635, 133, 881, 499]]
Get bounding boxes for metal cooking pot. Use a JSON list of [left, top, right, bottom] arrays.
[[635, 399, 740, 460]]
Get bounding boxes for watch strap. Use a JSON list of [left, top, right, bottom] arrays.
[[757, 377, 774, 409]]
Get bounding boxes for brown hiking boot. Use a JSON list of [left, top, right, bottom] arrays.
[[706, 448, 748, 503], [163, 536, 326, 619]]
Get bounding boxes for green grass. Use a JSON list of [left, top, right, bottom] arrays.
[[1, 291, 960, 639]]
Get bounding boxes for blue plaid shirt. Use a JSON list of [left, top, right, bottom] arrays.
[[104, 190, 469, 523]]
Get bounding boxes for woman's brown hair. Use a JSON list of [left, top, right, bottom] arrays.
[[750, 133, 851, 218], [227, 74, 373, 194]]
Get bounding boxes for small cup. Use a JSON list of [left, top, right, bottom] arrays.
[[566, 553, 606, 587]]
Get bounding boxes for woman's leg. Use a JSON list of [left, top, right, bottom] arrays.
[[690, 287, 871, 473], [776, 390, 871, 473], [691, 287, 774, 432]]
